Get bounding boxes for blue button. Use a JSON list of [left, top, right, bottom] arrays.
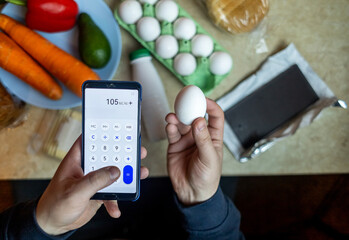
[[123, 165, 133, 184]]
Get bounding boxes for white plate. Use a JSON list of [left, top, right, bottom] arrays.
[[0, 0, 122, 109]]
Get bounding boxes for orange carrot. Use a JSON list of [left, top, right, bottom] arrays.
[[0, 14, 100, 97], [0, 32, 62, 100]]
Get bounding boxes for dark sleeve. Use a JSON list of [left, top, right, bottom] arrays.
[[0, 200, 74, 240], [176, 187, 245, 240]]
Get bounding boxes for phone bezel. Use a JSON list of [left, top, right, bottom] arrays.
[[82, 80, 142, 201]]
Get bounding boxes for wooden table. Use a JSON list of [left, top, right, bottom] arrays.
[[0, 0, 348, 179]]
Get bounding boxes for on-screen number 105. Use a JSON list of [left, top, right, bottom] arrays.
[[106, 98, 118, 105]]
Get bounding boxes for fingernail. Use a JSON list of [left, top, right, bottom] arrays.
[[108, 167, 119, 180], [196, 121, 206, 132]]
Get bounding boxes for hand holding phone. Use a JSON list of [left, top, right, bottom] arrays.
[[36, 135, 148, 236], [82, 80, 142, 200]]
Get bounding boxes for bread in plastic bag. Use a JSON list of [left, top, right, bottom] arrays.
[[0, 82, 26, 131], [206, 0, 269, 34]]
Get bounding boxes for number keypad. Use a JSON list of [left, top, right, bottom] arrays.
[[85, 120, 136, 185]]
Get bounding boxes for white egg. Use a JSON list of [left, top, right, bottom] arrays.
[[174, 85, 207, 125], [137, 17, 161, 42], [191, 34, 214, 57], [173, 17, 196, 40], [118, 0, 143, 24], [209, 52, 233, 75], [174, 53, 197, 76], [156, 35, 179, 59], [139, 0, 158, 4], [155, 0, 179, 23]]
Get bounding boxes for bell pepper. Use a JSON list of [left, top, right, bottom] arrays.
[[1, 0, 79, 32]]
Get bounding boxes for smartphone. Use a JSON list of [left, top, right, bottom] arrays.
[[224, 64, 319, 149], [82, 80, 142, 201]]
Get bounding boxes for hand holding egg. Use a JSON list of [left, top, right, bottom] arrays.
[[174, 85, 207, 125]]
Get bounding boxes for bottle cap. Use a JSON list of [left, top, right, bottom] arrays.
[[129, 49, 151, 61]]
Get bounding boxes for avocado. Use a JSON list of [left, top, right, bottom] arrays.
[[78, 13, 111, 68]]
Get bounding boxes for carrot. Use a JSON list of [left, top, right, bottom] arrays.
[[0, 14, 100, 97], [0, 32, 62, 100]]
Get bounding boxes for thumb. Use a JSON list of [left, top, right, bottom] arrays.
[[192, 118, 217, 166], [75, 166, 120, 199]]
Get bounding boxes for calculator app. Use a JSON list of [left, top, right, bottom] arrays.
[[84, 88, 139, 194]]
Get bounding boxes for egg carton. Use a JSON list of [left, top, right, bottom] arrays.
[[114, 0, 233, 95]]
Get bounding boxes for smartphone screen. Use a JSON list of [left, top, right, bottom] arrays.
[[82, 80, 142, 200]]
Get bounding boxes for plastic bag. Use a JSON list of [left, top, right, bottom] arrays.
[[217, 44, 347, 162], [29, 108, 81, 160], [206, 0, 269, 34], [0, 82, 26, 131]]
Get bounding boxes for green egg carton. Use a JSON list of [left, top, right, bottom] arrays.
[[114, 0, 233, 95]]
